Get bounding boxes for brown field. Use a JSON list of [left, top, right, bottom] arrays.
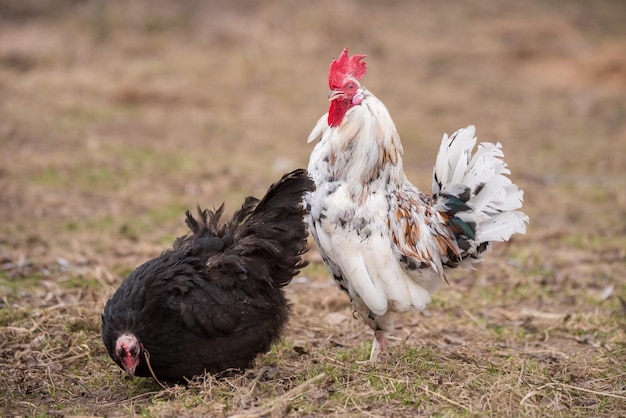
[[2, 0, 626, 416]]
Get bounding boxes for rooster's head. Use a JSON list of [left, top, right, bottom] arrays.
[[327, 47, 367, 127]]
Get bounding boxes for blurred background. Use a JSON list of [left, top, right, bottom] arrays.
[[1, 0, 626, 415]]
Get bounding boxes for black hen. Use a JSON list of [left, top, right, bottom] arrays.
[[101, 169, 314, 382]]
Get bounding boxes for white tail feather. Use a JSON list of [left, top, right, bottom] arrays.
[[433, 125, 528, 246], [469, 175, 511, 215], [433, 125, 475, 193], [477, 212, 528, 242]]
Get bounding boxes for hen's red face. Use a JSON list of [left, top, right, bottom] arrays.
[[115, 334, 142, 379]]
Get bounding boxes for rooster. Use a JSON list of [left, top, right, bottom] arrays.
[[306, 48, 528, 361], [101, 169, 314, 382]]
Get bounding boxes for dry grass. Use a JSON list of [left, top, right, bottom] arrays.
[[1, 0, 626, 416]]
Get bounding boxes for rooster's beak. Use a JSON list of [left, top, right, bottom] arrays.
[[328, 90, 345, 101]]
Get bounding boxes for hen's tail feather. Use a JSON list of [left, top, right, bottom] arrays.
[[234, 169, 316, 288], [184, 169, 315, 288], [432, 126, 528, 261]]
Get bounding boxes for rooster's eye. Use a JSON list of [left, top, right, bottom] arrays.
[[347, 83, 355, 89]]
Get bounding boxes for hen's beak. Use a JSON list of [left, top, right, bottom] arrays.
[[123, 359, 137, 380], [328, 90, 345, 101]]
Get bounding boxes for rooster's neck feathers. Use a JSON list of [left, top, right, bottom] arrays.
[[309, 91, 405, 202]]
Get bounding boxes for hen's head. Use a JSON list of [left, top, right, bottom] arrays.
[[114, 333, 143, 379], [327, 47, 367, 127]]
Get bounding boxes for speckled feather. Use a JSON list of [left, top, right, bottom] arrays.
[[306, 49, 528, 357]]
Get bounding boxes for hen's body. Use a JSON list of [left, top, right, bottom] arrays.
[[306, 48, 528, 360], [102, 169, 314, 382]]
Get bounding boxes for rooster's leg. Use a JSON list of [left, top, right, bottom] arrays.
[[369, 330, 387, 362]]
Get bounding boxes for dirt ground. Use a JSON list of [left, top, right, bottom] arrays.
[[1, 0, 626, 416]]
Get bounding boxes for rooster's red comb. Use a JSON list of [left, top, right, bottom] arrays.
[[328, 47, 367, 90]]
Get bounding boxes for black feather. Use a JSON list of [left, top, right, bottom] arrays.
[[101, 169, 315, 382], [439, 193, 471, 215], [448, 217, 476, 240]]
